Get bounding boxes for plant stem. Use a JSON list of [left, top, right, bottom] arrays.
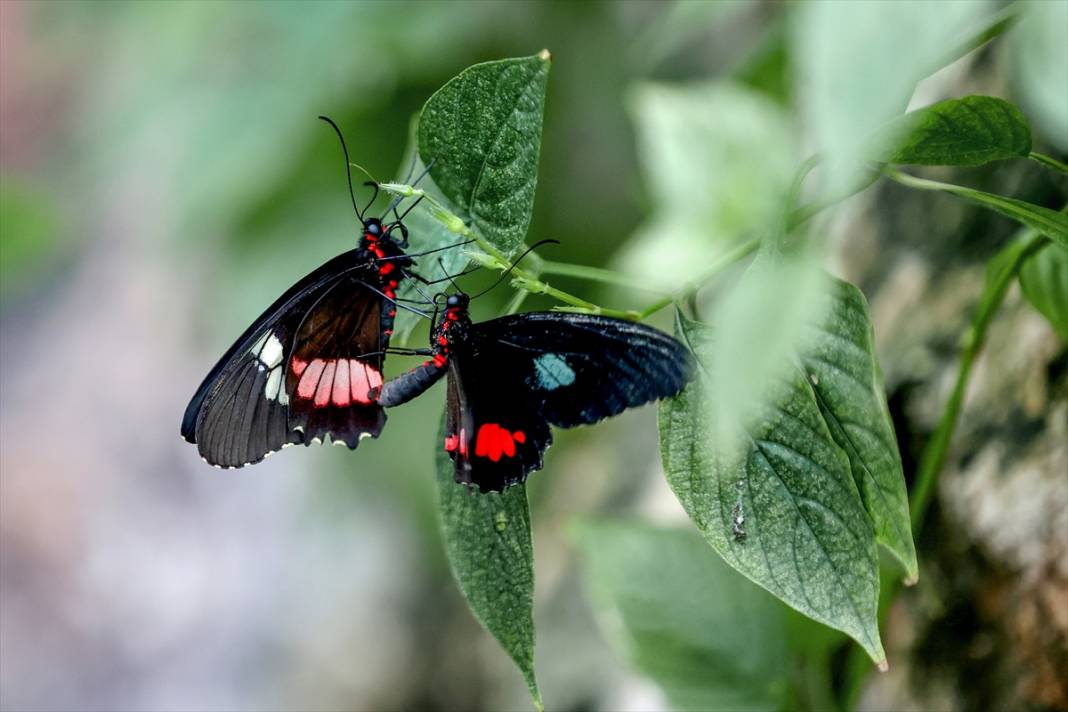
[[841, 225, 1055, 710], [1029, 151, 1068, 176], [881, 167, 1068, 246], [381, 182, 644, 316], [787, 171, 881, 232], [638, 238, 762, 319], [909, 229, 1050, 531], [538, 260, 667, 291]]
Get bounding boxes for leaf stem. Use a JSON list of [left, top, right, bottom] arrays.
[[1029, 151, 1068, 176], [880, 167, 1068, 245]]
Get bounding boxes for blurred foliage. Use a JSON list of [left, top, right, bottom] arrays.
[[575, 521, 789, 711], [2, 1, 1066, 711], [0, 179, 59, 300]]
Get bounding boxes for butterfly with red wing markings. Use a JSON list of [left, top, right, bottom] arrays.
[[376, 292, 694, 492], [181, 217, 431, 468]]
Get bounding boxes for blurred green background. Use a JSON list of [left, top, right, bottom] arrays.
[[1, 2, 1064, 711]]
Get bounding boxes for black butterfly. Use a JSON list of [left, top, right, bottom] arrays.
[[376, 292, 694, 492], [181, 118, 452, 468]]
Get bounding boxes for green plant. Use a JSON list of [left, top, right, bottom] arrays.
[[381, 6, 1065, 708]]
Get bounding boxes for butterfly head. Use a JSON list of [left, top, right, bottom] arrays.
[[445, 292, 470, 310], [361, 217, 384, 244]]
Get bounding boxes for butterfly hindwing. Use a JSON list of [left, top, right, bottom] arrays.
[[444, 354, 553, 492], [284, 274, 387, 447]]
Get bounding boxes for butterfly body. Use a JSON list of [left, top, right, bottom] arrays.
[[378, 293, 693, 492]]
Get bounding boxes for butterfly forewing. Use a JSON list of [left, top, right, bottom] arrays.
[[472, 312, 693, 427]]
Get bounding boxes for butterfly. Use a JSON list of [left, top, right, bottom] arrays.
[[376, 291, 694, 492], [181, 117, 455, 468]]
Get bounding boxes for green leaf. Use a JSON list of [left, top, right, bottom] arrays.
[[1010, 1, 1068, 153], [883, 168, 1068, 250], [793, 0, 1000, 193], [435, 416, 541, 709], [801, 279, 917, 582], [873, 95, 1032, 166], [659, 312, 886, 666], [616, 81, 794, 291], [575, 521, 789, 712], [1019, 242, 1068, 341], [417, 52, 551, 256]]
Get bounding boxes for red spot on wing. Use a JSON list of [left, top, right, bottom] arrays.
[[332, 359, 351, 406], [294, 358, 382, 406], [445, 433, 459, 452], [291, 357, 308, 377], [297, 360, 326, 399], [314, 362, 336, 406], [349, 360, 382, 405], [475, 423, 522, 462]]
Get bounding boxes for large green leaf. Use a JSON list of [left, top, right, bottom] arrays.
[[873, 95, 1032, 166], [801, 279, 917, 582], [1019, 241, 1068, 342], [435, 416, 541, 709], [659, 312, 886, 666], [417, 52, 551, 256], [575, 521, 789, 712]]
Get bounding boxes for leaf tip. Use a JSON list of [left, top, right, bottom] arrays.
[[877, 659, 890, 673], [537, 48, 552, 63], [904, 572, 919, 587]]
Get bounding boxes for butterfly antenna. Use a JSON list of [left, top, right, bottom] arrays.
[[361, 180, 380, 216], [437, 257, 462, 293], [407, 279, 437, 306], [470, 239, 560, 300], [318, 116, 363, 221]]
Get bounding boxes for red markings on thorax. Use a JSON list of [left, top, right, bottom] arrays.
[[473, 423, 526, 462], [293, 357, 382, 407], [366, 232, 400, 298]]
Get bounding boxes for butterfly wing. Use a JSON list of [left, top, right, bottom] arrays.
[[442, 312, 692, 491], [444, 352, 553, 492], [471, 312, 693, 427], [283, 273, 387, 447], [181, 250, 388, 467]]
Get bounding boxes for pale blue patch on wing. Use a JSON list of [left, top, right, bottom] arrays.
[[533, 353, 575, 391]]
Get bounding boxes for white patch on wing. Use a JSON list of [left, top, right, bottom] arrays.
[[264, 367, 289, 405], [258, 333, 284, 369]]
